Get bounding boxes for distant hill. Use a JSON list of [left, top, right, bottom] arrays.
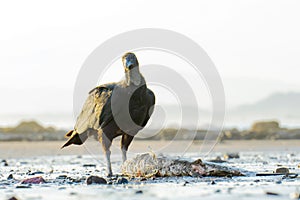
[[230, 92, 300, 118], [143, 92, 300, 129], [0, 120, 57, 134], [0, 120, 66, 141]]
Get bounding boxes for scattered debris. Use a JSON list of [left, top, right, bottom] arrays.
[[86, 176, 107, 185], [122, 152, 247, 178]]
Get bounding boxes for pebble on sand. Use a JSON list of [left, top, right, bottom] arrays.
[[8, 197, 18, 200], [223, 153, 240, 160], [116, 177, 129, 184], [20, 176, 46, 184], [16, 185, 31, 188], [1, 159, 8, 166], [7, 174, 13, 180], [56, 175, 68, 179], [86, 176, 107, 185], [265, 191, 279, 196], [208, 156, 227, 163], [83, 164, 96, 167], [275, 167, 289, 175]]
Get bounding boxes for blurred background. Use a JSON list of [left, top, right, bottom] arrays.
[[1, 0, 300, 141]]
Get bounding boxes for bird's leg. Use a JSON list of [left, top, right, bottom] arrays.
[[121, 134, 134, 163], [101, 133, 113, 177], [105, 150, 112, 177]]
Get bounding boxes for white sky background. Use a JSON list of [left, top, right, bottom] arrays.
[[0, 0, 300, 127]]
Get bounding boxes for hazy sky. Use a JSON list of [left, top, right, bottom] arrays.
[[0, 0, 300, 125]]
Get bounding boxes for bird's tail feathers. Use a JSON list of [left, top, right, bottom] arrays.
[[61, 130, 89, 149]]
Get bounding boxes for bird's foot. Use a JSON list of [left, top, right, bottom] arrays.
[[106, 173, 113, 178]]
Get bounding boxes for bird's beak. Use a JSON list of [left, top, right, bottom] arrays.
[[126, 60, 134, 70]]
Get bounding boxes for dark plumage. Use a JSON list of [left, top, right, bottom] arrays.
[[62, 52, 155, 176]]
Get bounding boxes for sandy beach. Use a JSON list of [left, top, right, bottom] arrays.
[[1, 140, 300, 200], [0, 139, 299, 158]]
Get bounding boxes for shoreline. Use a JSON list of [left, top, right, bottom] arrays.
[[0, 140, 299, 159]]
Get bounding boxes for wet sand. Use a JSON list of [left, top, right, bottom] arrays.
[[0, 140, 300, 158]]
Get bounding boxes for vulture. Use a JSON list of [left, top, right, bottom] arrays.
[[61, 52, 155, 176]]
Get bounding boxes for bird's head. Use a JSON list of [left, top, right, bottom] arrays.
[[122, 52, 139, 72]]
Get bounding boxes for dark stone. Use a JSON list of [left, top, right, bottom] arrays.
[[288, 173, 298, 178], [2, 160, 9, 166], [208, 156, 227, 163], [183, 181, 189, 186], [275, 167, 289, 175], [20, 176, 46, 184], [107, 181, 113, 185], [86, 176, 107, 185], [210, 180, 216, 185], [265, 191, 279, 196], [56, 175, 68, 179], [116, 177, 128, 184], [135, 190, 143, 194], [16, 185, 31, 188], [7, 174, 13, 180], [83, 164, 96, 167], [8, 197, 18, 200], [224, 153, 240, 160], [28, 171, 44, 175]]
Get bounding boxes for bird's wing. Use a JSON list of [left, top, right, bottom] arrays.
[[141, 88, 156, 127], [74, 83, 116, 134]]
